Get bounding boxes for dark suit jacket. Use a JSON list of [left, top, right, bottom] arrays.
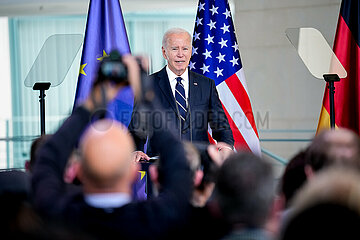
[[31, 106, 192, 240], [129, 67, 234, 156]]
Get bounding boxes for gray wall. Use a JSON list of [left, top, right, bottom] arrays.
[[233, 0, 341, 169]]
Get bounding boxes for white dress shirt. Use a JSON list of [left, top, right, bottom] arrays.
[[84, 193, 131, 210], [166, 66, 189, 107]]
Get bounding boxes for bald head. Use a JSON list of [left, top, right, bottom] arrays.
[[79, 120, 136, 191]]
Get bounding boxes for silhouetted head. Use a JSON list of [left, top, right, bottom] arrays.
[[215, 152, 275, 228], [280, 167, 360, 239], [279, 150, 307, 207], [306, 128, 360, 172], [27, 134, 51, 172]]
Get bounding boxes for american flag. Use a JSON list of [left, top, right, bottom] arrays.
[[190, 0, 261, 154]]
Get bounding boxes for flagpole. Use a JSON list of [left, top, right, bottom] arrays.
[[323, 74, 340, 129]]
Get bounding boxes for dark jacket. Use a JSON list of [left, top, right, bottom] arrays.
[[129, 67, 234, 156], [31, 106, 192, 240]]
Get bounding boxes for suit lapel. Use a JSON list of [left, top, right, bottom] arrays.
[[156, 67, 178, 114]]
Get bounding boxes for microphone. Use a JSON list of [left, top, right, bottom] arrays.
[[174, 97, 182, 140], [188, 97, 193, 143]]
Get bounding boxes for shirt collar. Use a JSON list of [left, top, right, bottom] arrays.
[[166, 66, 189, 83], [84, 192, 131, 209]]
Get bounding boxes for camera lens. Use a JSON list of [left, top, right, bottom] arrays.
[[96, 50, 129, 85], [101, 61, 127, 80]]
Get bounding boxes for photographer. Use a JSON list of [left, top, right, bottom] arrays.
[[31, 52, 192, 240], [146, 140, 234, 240]]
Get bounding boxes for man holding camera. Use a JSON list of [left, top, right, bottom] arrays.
[[129, 28, 234, 161], [31, 53, 193, 239]]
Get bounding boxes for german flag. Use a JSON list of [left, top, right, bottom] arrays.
[[317, 0, 360, 134]]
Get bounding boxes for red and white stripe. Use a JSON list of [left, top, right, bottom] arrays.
[[216, 68, 261, 155]]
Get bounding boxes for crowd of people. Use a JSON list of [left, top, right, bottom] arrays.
[[1, 28, 360, 239]]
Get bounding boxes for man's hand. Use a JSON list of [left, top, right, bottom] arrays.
[[122, 54, 143, 99], [216, 142, 234, 162], [207, 142, 234, 167], [133, 151, 150, 163]]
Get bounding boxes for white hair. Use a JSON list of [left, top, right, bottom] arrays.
[[162, 28, 192, 48]]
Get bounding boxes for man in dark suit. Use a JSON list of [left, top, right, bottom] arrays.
[[31, 54, 193, 240], [129, 28, 234, 160]]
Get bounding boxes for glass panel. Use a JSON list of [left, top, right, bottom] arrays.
[[9, 16, 86, 169], [24, 34, 83, 88], [286, 27, 347, 79]]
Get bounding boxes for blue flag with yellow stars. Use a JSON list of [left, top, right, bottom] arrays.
[[74, 0, 147, 200], [74, 0, 134, 126]]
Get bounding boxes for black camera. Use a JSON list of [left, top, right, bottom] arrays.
[[192, 142, 219, 189], [95, 50, 128, 86]]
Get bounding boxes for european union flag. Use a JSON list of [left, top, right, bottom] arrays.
[[74, 0, 146, 200], [74, 0, 134, 126]]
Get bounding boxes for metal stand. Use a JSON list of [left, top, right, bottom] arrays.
[[323, 74, 340, 129], [33, 82, 51, 135]]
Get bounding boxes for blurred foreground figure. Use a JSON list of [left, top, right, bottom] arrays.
[[279, 151, 307, 208], [26, 134, 51, 172], [215, 152, 276, 240], [279, 167, 360, 239], [32, 53, 192, 240], [148, 141, 235, 240], [305, 128, 360, 175], [0, 169, 39, 238], [279, 128, 360, 207], [276, 128, 360, 235]]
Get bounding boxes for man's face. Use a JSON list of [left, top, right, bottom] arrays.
[[162, 32, 192, 76]]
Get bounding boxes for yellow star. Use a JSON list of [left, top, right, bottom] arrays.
[[97, 50, 109, 61], [139, 171, 146, 180], [79, 63, 87, 76]]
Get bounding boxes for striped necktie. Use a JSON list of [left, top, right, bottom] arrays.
[[175, 77, 187, 124]]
